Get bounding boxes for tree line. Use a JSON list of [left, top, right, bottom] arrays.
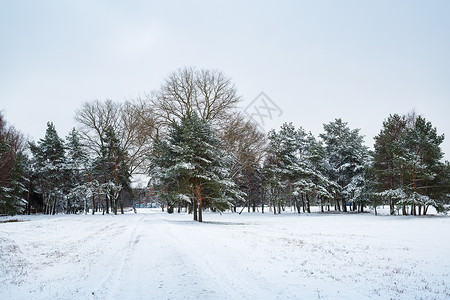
[[1, 67, 449, 219]]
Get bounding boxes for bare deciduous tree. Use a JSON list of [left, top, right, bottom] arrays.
[[150, 67, 241, 127], [75, 99, 121, 154], [219, 112, 267, 211], [220, 112, 267, 177], [75, 99, 157, 174]]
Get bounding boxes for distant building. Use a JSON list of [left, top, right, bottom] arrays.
[[132, 187, 159, 208]]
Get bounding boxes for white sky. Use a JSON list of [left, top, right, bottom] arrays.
[[1, 0, 449, 160]]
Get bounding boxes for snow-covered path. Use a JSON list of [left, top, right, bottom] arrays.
[[1, 210, 449, 299], [107, 213, 274, 300]]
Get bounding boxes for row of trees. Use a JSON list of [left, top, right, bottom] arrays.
[[144, 69, 449, 221], [261, 114, 449, 217], [27, 123, 131, 216], [1, 67, 449, 219], [263, 120, 365, 215]]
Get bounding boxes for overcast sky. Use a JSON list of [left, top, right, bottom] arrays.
[[1, 0, 449, 160]]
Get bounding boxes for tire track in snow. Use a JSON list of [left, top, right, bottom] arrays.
[[94, 214, 144, 299], [95, 213, 274, 299], [97, 213, 181, 300], [159, 217, 274, 299]]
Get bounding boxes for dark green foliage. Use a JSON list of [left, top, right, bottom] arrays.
[[373, 113, 448, 215], [0, 134, 29, 215], [320, 119, 369, 212], [1, 153, 29, 215], [93, 125, 131, 214], [29, 122, 69, 214], [149, 113, 242, 221], [65, 128, 89, 213], [264, 123, 338, 214]]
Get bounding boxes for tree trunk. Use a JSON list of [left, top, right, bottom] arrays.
[[273, 195, 277, 214], [342, 199, 347, 213], [301, 195, 306, 212], [120, 192, 124, 214], [113, 195, 118, 215], [198, 197, 203, 223], [306, 194, 311, 213], [66, 199, 71, 214], [390, 199, 395, 215], [92, 194, 95, 215], [52, 197, 57, 215], [261, 192, 264, 214], [278, 200, 282, 215], [106, 195, 109, 214], [193, 199, 198, 221]]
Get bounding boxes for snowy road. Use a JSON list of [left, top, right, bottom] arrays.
[[97, 213, 274, 300], [1, 209, 449, 299]]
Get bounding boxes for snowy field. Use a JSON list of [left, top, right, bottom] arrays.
[[1, 209, 449, 300]]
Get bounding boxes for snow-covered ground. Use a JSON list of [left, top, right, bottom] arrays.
[[1, 209, 449, 300]]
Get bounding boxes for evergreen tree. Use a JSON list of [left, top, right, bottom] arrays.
[[290, 126, 315, 213], [65, 128, 89, 213], [0, 114, 29, 215], [302, 132, 338, 213], [402, 115, 446, 214], [4, 152, 29, 215], [374, 113, 448, 215], [149, 113, 243, 222], [264, 123, 297, 214], [29, 122, 69, 214], [264, 123, 339, 214], [373, 114, 407, 214], [320, 119, 369, 212], [92, 125, 131, 215]]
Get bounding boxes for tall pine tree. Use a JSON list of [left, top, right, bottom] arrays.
[[149, 113, 243, 222], [65, 128, 89, 213], [320, 119, 369, 212], [374, 113, 448, 215], [0, 113, 28, 215], [29, 122, 69, 214]]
